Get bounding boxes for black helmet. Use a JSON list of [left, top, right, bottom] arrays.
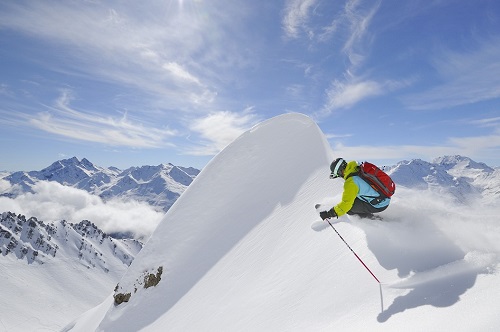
[[330, 158, 347, 179]]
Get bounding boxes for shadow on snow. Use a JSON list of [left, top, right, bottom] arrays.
[[354, 205, 491, 323]]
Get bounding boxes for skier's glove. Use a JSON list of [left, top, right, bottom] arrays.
[[320, 208, 337, 220]]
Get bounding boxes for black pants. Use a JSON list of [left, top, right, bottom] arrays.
[[347, 197, 388, 216]]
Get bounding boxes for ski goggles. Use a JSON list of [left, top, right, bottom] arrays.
[[330, 172, 340, 179]]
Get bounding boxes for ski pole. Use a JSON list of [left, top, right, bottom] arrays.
[[326, 218, 381, 284]]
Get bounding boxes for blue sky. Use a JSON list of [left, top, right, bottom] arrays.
[[1, 0, 500, 171]]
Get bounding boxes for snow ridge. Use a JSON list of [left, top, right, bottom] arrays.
[[97, 113, 333, 331]]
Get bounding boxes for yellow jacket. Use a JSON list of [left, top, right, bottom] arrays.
[[333, 161, 360, 216]]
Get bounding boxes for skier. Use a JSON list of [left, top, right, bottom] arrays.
[[318, 158, 391, 220]]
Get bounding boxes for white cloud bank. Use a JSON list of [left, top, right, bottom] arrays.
[[0, 181, 163, 239]]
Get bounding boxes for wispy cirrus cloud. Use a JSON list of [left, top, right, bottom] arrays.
[[282, 0, 319, 39], [0, 1, 234, 113], [403, 37, 500, 111], [186, 109, 260, 155], [319, 0, 386, 116], [23, 89, 177, 148], [470, 117, 500, 130], [285, 0, 391, 117], [323, 79, 383, 111], [163, 62, 202, 86], [341, 0, 381, 71], [317, 78, 412, 117]]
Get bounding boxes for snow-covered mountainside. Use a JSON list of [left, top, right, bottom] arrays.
[[64, 113, 500, 331], [387, 156, 500, 204], [0, 211, 142, 331], [2, 157, 200, 212], [0, 211, 141, 267]]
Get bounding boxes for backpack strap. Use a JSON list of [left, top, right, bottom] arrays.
[[346, 172, 358, 179]]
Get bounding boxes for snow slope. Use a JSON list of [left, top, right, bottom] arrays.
[[0, 213, 142, 331], [66, 113, 500, 331], [1, 255, 120, 331]]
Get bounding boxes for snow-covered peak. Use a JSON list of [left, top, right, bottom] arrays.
[[433, 155, 493, 172], [39, 157, 101, 183], [432, 155, 495, 182], [387, 155, 496, 203], [118, 163, 198, 187], [386, 159, 434, 189]]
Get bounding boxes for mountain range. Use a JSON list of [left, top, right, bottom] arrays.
[[1, 155, 499, 214], [386, 155, 500, 204], [1, 157, 200, 212]]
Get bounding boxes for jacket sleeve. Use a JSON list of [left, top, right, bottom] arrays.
[[333, 178, 359, 216]]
